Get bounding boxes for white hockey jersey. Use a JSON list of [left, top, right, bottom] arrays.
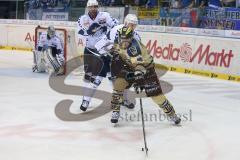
[[94, 24, 141, 54], [77, 11, 118, 49], [37, 32, 64, 55]]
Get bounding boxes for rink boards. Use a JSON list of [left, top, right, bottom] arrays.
[[0, 19, 240, 82]]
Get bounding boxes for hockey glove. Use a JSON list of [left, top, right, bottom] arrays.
[[126, 70, 145, 81], [87, 23, 101, 35], [133, 83, 144, 94]]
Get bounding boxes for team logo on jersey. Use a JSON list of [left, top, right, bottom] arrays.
[[98, 18, 106, 24], [83, 21, 90, 28], [128, 46, 138, 56]]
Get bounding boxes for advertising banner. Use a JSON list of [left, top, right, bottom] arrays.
[[137, 7, 160, 19], [159, 8, 199, 28], [138, 31, 240, 76], [1, 20, 240, 81], [200, 7, 240, 30], [42, 12, 68, 21]]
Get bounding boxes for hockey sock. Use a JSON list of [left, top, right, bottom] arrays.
[[152, 94, 176, 117], [82, 76, 103, 103]]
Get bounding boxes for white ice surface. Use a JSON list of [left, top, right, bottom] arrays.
[[0, 50, 240, 160]]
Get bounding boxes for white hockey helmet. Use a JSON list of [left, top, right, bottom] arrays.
[[87, 0, 99, 7], [124, 14, 138, 25]]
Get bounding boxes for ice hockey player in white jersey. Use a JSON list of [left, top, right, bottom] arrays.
[[95, 14, 140, 54], [32, 25, 65, 75], [94, 14, 141, 109], [77, 0, 119, 111]]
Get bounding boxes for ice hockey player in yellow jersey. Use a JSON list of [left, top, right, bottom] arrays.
[[110, 26, 181, 125]]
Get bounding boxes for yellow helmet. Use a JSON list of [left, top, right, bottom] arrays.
[[118, 26, 134, 40], [118, 26, 134, 49]]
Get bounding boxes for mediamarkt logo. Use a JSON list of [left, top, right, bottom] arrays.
[[146, 40, 234, 68]]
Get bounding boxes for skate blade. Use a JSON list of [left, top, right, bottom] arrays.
[[172, 123, 182, 127], [112, 123, 119, 127]]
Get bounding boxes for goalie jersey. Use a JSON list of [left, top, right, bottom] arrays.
[[37, 32, 64, 55], [77, 11, 118, 49]]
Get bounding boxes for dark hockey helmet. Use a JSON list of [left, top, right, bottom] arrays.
[[118, 26, 134, 49], [47, 25, 56, 38]]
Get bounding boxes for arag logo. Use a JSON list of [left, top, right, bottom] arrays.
[[146, 40, 234, 68]]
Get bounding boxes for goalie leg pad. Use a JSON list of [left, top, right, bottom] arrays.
[[33, 50, 47, 72], [45, 48, 62, 73]]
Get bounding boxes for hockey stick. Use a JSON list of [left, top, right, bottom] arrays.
[[140, 97, 149, 156], [86, 45, 114, 58], [135, 85, 149, 156], [86, 48, 101, 57]]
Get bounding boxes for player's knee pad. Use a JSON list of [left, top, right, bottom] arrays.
[[56, 54, 65, 66], [111, 90, 123, 111]]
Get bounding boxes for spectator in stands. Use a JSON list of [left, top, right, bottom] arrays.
[[170, 0, 181, 8], [121, 0, 145, 6], [101, 0, 114, 6], [146, 0, 158, 7], [208, 0, 223, 8], [195, 0, 208, 8], [112, 0, 124, 6], [121, 0, 135, 5], [222, 0, 236, 7], [180, 0, 195, 8]]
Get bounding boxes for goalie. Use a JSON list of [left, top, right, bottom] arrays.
[[32, 25, 65, 75], [110, 26, 181, 125]]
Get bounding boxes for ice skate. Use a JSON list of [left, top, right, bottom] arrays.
[[122, 100, 135, 109], [111, 111, 120, 123], [80, 100, 90, 112]]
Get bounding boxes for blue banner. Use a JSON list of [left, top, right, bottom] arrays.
[[159, 8, 199, 27], [200, 7, 240, 30]]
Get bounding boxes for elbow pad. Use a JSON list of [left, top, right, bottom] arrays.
[[78, 29, 85, 35]]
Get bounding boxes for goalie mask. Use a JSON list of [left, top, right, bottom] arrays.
[[118, 26, 134, 49], [47, 25, 56, 39]]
